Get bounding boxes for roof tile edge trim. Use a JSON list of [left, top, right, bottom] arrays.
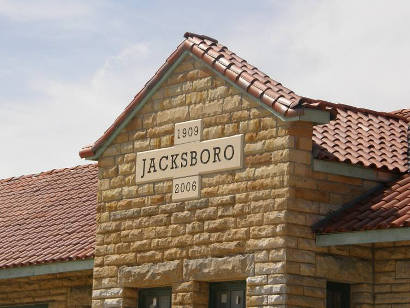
[[0, 259, 94, 279], [0, 163, 97, 183]]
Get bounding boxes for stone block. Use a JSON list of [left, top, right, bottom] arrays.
[[254, 262, 286, 275], [156, 106, 189, 126], [204, 218, 235, 232], [92, 288, 122, 299], [316, 255, 372, 283], [192, 77, 212, 91], [119, 260, 182, 288], [209, 241, 245, 256], [183, 254, 254, 281], [396, 260, 410, 278]]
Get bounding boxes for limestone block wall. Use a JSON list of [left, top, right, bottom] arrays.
[[93, 55, 306, 308], [282, 121, 380, 308], [0, 270, 93, 308], [92, 53, 401, 308], [374, 242, 410, 307]]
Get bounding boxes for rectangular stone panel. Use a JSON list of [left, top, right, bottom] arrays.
[[183, 255, 254, 282], [119, 260, 182, 288], [174, 119, 202, 145], [172, 176, 201, 201], [136, 134, 243, 183]]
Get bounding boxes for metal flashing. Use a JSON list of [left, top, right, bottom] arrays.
[[312, 159, 397, 182], [316, 227, 410, 246], [0, 259, 94, 280], [298, 108, 331, 124]]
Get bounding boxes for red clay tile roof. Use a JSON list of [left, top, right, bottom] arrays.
[[314, 173, 410, 233], [79, 32, 335, 159], [313, 104, 409, 172], [0, 164, 97, 269], [391, 109, 410, 122]]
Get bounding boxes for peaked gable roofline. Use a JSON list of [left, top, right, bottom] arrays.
[[79, 32, 408, 160], [79, 32, 336, 159]]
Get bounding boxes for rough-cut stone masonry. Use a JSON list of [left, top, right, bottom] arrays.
[[0, 270, 92, 308], [92, 55, 408, 308], [374, 242, 410, 307]]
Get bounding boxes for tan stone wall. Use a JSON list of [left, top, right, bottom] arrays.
[[281, 121, 380, 308], [280, 120, 410, 308], [94, 54, 301, 307], [93, 53, 407, 308], [374, 242, 410, 307], [0, 270, 92, 308]]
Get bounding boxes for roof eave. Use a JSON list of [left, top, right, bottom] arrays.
[[312, 159, 402, 181], [0, 258, 94, 280], [316, 227, 410, 246]]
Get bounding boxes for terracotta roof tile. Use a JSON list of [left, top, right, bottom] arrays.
[[391, 109, 410, 122], [313, 104, 409, 172], [314, 173, 410, 233], [79, 32, 335, 159], [0, 164, 97, 268]]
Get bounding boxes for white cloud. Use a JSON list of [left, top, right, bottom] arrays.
[[227, 0, 410, 111], [0, 0, 92, 21], [0, 42, 154, 178]]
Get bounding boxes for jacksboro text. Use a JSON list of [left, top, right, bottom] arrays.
[[139, 144, 235, 179]]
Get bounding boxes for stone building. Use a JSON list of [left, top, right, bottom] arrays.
[[1, 32, 409, 308]]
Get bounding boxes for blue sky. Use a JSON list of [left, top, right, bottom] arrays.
[[1, 0, 409, 178]]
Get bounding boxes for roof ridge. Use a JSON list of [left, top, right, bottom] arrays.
[[184, 32, 218, 43], [391, 109, 410, 122], [392, 108, 410, 113], [0, 163, 97, 183], [303, 98, 408, 122]]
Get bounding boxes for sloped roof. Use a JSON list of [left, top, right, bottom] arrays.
[[0, 164, 97, 269], [314, 173, 410, 233], [391, 109, 410, 122], [79, 32, 335, 159], [79, 32, 409, 174], [313, 104, 409, 172]]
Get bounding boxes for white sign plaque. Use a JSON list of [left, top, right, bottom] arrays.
[[136, 135, 243, 183], [136, 120, 244, 201], [174, 119, 202, 145], [172, 175, 201, 201]]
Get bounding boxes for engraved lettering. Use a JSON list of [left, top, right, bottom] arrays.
[[141, 158, 147, 178], [200, 149, 210, 164], [224, 144, 234, 160], [213, 146, 221, 163], [159, 155, 168, 171], [190, 151, 197, 166], [171, 154, 179, 169], [147, 158, 157, 173], [181, 152, 188, 168]]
